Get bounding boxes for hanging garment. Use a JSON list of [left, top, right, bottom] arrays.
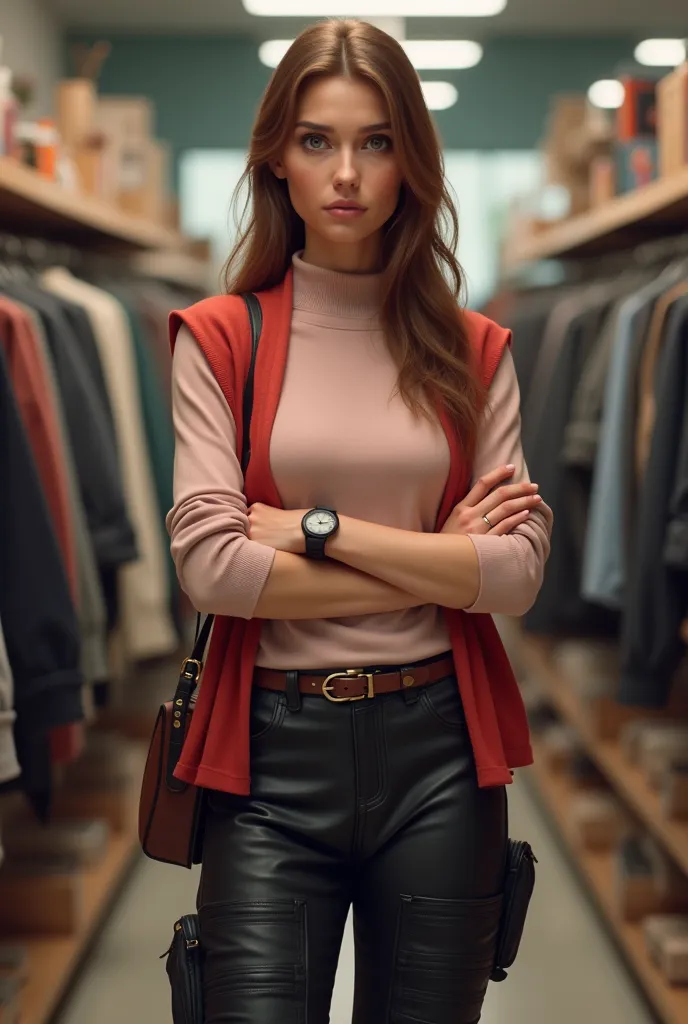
[[0, 281, 137, 571], [107, 287, 175, 587], [561, 275, 646, 472], [581, 267, 686, 610], [32, 320, 108, 685], [43, 268, 177, 661], [634, 279, 688, 483], [620, 294, 688, 706], [0, 344, 83, 815], [0, 298, 78, 597], [521, 284, 617, 636], [0, 619, 19, 785]]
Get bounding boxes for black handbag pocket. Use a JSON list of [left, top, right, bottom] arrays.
[[162, 914, 204, 1024], [490, 839, 537, 982]]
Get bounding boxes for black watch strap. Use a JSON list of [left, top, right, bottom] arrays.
[[305, 534, 327, 560]]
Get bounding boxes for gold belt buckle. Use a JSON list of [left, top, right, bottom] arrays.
[[322, 669, 375, 702]]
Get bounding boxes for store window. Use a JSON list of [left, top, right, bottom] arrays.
[[179, 148, 541, 307]]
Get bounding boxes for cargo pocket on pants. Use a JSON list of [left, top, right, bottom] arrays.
[[199, 899, 307, 1024], [389, 893, 503, 1024]]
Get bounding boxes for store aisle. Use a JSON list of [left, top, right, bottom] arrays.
[[58, 778, 652, 1024]]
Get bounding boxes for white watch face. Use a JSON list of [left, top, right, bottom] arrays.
[[306, 510, 336, 535]]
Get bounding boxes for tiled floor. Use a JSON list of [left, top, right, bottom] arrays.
[[58, 778, 652, 1024]]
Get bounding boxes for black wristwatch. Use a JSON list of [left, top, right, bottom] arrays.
[[301, 507, 340, 560]]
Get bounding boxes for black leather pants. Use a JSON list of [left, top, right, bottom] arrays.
[[198, 667, 508, 1024]]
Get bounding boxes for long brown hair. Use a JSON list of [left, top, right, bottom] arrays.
[[224, 18, 485, 452]]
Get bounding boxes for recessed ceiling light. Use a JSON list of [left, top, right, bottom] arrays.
[[259, 38, 482, 69], [588, 79, 625, 109], [403, 40, 482, 69], [259, 40, 293, 66], [634, 38, 686, 67], [245, 0, 506, 16], [420, 81, 459, 110]]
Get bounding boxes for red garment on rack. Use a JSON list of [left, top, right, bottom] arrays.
[[0, 299, 78, 598], [0, 298, 84, 768]]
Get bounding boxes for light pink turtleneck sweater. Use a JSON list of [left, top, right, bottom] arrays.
[[166, 253, 552, 669]]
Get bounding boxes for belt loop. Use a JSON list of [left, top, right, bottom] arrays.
[[285, 669, 302, 713], [401, 667, 421, 705]]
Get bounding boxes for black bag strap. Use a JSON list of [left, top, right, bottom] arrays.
[[166, 292, 262, 791], [190, 291, 262, 662]]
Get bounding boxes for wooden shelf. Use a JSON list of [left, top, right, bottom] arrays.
[[0, 157, 184, 252], [507, 166, 688, 263], [16, 804, 141, 1024], [521, 636, 688, 879], [528, 741, 688, 1024], [131, 248, 214, 292]]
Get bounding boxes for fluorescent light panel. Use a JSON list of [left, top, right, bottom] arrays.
[[259, 38, 482, 69], [405, 40, 482, 68], [634, 38, 686, 67], [588, 79, 625, 110], [245, 0, 506, 16], [420, 80, 458, 110]]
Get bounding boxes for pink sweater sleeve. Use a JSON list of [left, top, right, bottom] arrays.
[[165, 326, 276, 619], [464, 348, 553, 616]]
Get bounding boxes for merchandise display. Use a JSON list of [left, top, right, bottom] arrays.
[[0, 80, 210, 1011], [494, 56, 688, 1023]]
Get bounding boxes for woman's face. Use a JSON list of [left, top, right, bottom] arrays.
[[272, 75, 403, 272]]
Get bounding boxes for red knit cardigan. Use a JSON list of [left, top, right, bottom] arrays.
[[169, 268, 533, 794]]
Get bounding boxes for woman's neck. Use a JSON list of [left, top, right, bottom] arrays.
[[301, 232, 383, 274]]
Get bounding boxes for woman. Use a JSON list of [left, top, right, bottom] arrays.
[[167, 17, 552, 1024]]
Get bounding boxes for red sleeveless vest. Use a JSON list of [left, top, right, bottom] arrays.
[[169, 268, 533, 794]]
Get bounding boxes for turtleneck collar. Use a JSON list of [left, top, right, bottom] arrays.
[[291, 251, 382, 320]]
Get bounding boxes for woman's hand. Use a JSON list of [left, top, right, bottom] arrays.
[[442, 464, 542, 537], [247, 503, 309, 554]]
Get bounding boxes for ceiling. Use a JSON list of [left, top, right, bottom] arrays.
[[44, 0, 688, 38]]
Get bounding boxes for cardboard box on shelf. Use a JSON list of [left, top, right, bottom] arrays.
[[570, 791, 627, 851], [116, 138, 171, 223], [96, 96, 155, 143], [657, 63, 688, 177], [541, 94, 614, 217]]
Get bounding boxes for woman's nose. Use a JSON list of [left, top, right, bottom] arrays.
[[333, 150, 359, 188]]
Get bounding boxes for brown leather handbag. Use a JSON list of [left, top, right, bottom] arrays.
[[138, 292, 263, 868]]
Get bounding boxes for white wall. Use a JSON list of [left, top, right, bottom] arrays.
[[0, 0, 63, 118], [179, 148, 543, 308]]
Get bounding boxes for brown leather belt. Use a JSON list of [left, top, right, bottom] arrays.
[[253, 654, 455, 703]]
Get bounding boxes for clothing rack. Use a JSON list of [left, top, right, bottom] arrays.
[[500, 230, 688, 295], [0, 231, 211, 297], [0, 197, 209, 1022], [498, 179, 688, 1022]]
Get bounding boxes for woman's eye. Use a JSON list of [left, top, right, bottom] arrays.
[[302, 134, 328, 151], [366, 135, 391, 152]]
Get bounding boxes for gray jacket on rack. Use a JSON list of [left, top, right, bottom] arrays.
[[620, 293, 688, 706]]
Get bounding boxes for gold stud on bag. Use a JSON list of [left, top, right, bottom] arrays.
[[138, 292, 263, 868]]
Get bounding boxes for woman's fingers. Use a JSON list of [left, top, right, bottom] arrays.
[[489, 510, 531, 536], [462, 464, 515, 508], [482, 493, 542, 526], [477, 481, 539, 519]]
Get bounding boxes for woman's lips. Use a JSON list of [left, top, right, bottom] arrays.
[[324, 205, 367, 219]]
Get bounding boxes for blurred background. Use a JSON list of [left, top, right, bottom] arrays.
[[0, 1, 687, 1022]]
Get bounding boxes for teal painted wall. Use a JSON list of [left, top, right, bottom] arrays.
[[68, 32, 637, 179]]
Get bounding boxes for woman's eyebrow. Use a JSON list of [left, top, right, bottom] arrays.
[[295, 120, 392, 132]]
